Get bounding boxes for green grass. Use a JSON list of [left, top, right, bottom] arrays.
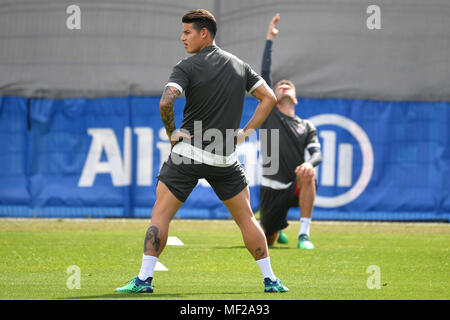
[[0, 218, 449, 300]]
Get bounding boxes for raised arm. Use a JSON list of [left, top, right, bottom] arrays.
[[261, 14, 280, 87]]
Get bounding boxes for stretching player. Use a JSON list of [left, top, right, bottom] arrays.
[[259, 14, 322, 249], [115, 9, 288, 293]]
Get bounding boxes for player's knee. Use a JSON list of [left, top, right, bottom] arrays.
[[266, 231, 278, 246]]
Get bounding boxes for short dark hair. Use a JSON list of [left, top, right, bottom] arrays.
[[182, 9, 217, 39], [274, 79, 296, 90]]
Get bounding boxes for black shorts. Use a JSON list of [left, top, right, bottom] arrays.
[[259, 179, 317, 235], [259, 183, 299, 236], [157, 153, 248, 203]]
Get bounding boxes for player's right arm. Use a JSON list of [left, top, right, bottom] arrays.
[[160, 85, 189, 149], [160, 85, 180, 137], [162, 60, 192, 149], [261, 14, 280, 87]]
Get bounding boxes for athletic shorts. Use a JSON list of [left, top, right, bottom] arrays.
[[259, 179, 317, 236], [157, 153, 248, 203]]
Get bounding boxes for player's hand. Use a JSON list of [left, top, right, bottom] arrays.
[[266, 13, 280, 40], [295, 162, 315, 178], [169, 130, 193, 150], [235, 128, 255, 145]]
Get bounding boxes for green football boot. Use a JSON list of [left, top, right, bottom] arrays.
[[264, 278, 289, 293], [114, 276, 154, 293], [297, 233, 314, 250], [277, 230, 289, 244]]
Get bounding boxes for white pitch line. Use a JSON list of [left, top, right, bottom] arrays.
[[155, 262, 168, 271], [167, 236, 184, 246], [155, 236, 183, 271]]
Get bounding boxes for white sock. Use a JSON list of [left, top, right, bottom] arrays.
[[138, 254, 158, 281], [299, 217, 311, 236], [256, 257, 277, 281]]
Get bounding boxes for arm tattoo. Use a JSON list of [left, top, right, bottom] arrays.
[[144, 226, 161, 253], [160, 86, 181, 139]]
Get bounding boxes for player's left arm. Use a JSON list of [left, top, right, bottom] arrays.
[[295, 124, 322, 177], [305, 146, 322, 166], [237, 82, 277, 144], [305, 122, 322, 167]]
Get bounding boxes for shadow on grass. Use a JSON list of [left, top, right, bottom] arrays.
[[214, 245, 295, 250], [58, 291, 256, 300], [213, 245, 247, 249]]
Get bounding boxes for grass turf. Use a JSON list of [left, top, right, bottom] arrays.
[[0, 218, 448, 300]]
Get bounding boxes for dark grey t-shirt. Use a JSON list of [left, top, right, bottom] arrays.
[[259, 39, 321, 186], [166, 45, 264, 162], [261, 108, 320, 184]]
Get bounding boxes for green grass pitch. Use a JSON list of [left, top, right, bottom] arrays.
[[0, 218, 448, 300]]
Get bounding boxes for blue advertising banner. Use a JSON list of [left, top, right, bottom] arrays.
[[290, 98, 450, 221], [0, 95, 449, 221]]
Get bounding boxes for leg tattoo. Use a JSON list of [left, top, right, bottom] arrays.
[[254, 247, 266, 260], [144, 226, 161, 253]]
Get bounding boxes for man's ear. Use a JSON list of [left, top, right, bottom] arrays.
[[200, 27, 209, 39]]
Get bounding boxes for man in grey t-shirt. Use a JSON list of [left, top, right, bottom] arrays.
[[115, 9, 288, 294]]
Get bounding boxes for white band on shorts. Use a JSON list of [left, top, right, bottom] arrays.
[[260, 177, 292, 190], [172, 141, 237, 167]]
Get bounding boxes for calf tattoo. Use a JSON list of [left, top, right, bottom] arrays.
[[144, 226, 161, 253], [254, 247, 266, 260]]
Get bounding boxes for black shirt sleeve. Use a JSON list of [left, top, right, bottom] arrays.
[[167, 60, 190, 93], [245, 63, 264, 93], [305, 121, 322, 167], [261, 40, 273, 88]]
